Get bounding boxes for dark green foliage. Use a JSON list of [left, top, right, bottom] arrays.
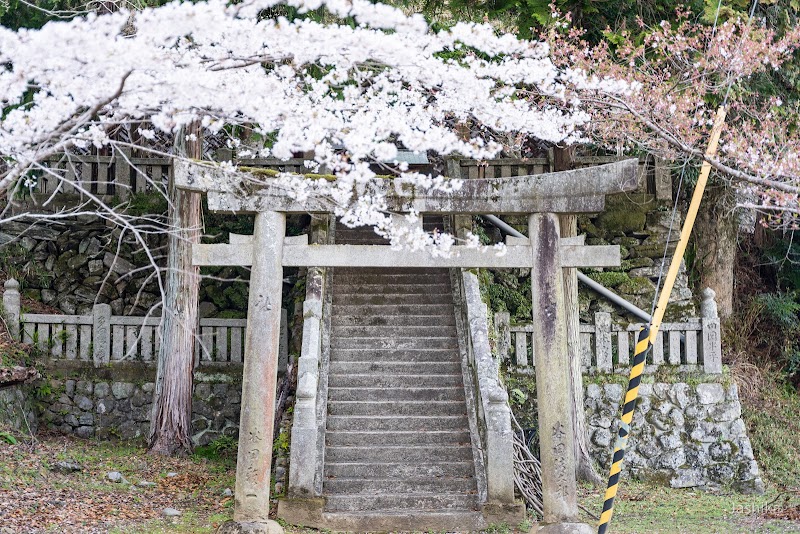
[[763, 237, 800, 292], [193, 435, 237, 461], [478, 268, 532, 322], [756, 292, 800, 330]]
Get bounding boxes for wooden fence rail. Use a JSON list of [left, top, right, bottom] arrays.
[[3, 279, 288, 369], [494, 309, 722, 375]]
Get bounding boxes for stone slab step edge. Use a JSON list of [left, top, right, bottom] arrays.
[[328, 386, 465, 401], [317, 511, 486, 532], [325, 445, 473, 462], [326, 414, 469, 431], [328, 361, 462, 375], [328, 400, 468, 416], [324, 461, 476, 478], [328, 349, 460, 362], [326, 429, 471, 446], [330, 338, 459, 350], [324, 493, 478, 513], [327, 374, 464, 388], [323, 477, 476, 495]]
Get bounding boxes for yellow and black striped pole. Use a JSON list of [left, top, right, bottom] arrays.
[[597, 106, 728, 534]]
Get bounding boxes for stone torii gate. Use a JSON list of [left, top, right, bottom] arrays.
[[176, 159, 638, 534]]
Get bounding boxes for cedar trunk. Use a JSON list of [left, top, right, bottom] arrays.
[[555, 147, 602, 485], [694, 181, 737, 319], [148, 124, 202, 455]]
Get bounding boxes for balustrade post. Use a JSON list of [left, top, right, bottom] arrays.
[[92, 303, 111, 367], [3, 279, 21, 341], [701, 288, 722, 374], [494, 311, 511, 360], [595, 312, 613, 373], [288, 298, 322, 496]]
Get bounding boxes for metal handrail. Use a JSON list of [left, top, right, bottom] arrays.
[[482, 214, 652, 323]]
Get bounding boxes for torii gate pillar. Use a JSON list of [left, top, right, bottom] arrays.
[[530, 213, 593, 534], [221, 211, 286, 534]]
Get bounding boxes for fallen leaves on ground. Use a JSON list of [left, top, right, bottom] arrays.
[[0, 432, 236, 533]]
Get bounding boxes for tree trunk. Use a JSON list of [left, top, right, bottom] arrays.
[[555, 146, 603, 486], [694, 180, 737, 319], [148, 123, 202, 456]]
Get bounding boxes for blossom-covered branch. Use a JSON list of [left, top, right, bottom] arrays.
[[546, 10, 800, 228]]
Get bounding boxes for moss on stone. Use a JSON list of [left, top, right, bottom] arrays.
[[615, 237, 641, 248], [618, 276, 656, 296], [587, 271, 631, 288], [627, 257, 655, 269], [578, 216, 605, 239], [596, 209, 647, 235], [630, 244, 673, 259]]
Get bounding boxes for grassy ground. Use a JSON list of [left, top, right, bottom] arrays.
[[1, 432, 799, 533], [0, 432, 236, 533]]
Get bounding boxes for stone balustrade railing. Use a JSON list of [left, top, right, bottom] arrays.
[[3, 279, 288, 369], [460, 270, 516, 506], [494, 289, 723, 374], [288, 266, 325, 497]]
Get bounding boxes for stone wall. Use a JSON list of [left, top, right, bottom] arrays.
[[480, 193, 695, 325], [584, 379, 763, 494], [0, 217, 250, 318], [35, 363, 242, 446], [579, 193, 696, 323], [504, 368, 762, 493], [0, 384, 37, 434]]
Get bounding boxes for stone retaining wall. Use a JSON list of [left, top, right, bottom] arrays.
[[0, 217, 250, 319], [584, 378, 763, 493], [0, 384, 37, 434], [34, 363, 243, 446]]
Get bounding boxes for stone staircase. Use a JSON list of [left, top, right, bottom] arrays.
[[320, 219, 485, 530]]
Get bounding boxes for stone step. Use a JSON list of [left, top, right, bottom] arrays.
[[326, 430, 471, 446], [331, 325, 458, 338], [332, 293, 453, 305], [328, 374, 463, 388], [335, 267, 448, 276], [324, 461, 475, 479], [324, 477, 475, 495], [324, 493, 478, 513], [334, 240, 392, 246], [330, 339, 458, 352], [330, 348, 460, 362], [330, 337, 458, 351], [328, 400, 467, 417], [330, 315, 456, 327], [333, 273, 450, 284], [332, 304, 454, 316], [332, 283, 452, 294], [328, 387, 465, 402], [327, 415, 468, 431], [325, 445, 473, 463], [329, 361, 462, 375], [317, 511, 486, 532]]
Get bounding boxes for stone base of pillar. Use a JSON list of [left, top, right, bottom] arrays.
[[276, 497, 325, 527], [215, 520, 285, 534], [482, 500, 527, 526], [535, 521, 595, 534]]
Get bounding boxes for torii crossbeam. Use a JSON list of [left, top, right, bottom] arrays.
[[176, 159, 638, 534]]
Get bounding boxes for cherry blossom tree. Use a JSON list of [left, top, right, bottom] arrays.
[[543, 9, 800, 316], [1, 0, 625, 453]]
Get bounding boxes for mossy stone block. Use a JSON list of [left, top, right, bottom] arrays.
[[596, 209, 647, 235], [587, 271, 631, 288], [618, 276, 656, 296]]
